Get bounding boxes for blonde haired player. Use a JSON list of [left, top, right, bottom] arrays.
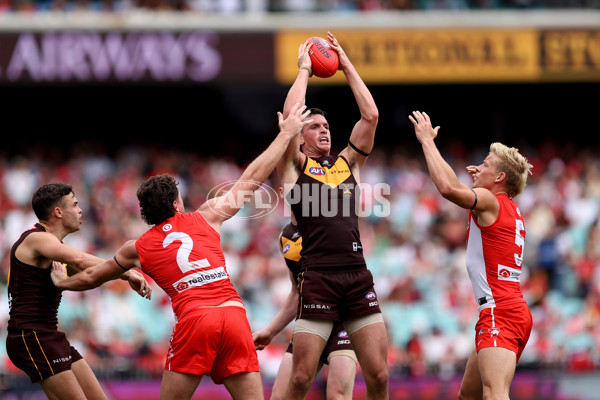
[[409, 110, 533, 400]]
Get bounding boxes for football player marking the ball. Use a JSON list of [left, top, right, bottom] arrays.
[[50, 103, 312, 400], [409, 110, 533, 400], [278, 32, 389, 400]]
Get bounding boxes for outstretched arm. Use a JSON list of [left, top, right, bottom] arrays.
[[278, 40, 313, 187], [199, 103, 312, 229], [51, 240, 151, 299], [331, 32, 378, 173], [253, 270, 298, 350], [409, 110, 489, 211], [283, 40, 312, 119]]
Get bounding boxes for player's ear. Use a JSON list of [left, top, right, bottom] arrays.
[[53, 207, 62, 218], [495, 171, 506, 183]]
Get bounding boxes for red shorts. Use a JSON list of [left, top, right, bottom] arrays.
[[475, 302, 532, 362], [166, 306, 259, 384], [6, 329, 83, 383]]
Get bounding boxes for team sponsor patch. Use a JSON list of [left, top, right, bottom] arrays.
[[172, 267, 228, 293], [497, 265, 521, 282]]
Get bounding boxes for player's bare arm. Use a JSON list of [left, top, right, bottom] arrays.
[[331, 32, 378, 174], [253, 270, 298, 351], [51, 240, 151, 299], [410, 110, 500, 223], [278, 41, 313, 188], [200, 103, 312, 229], [283, 41, 312, 119], [410, 110, 479, 208], [17, 231, 103, 271]]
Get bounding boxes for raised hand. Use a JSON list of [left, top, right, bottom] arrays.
[[278, 102, 313, 139], [409, 110, 440, 144], [327, 31, 349, 70]]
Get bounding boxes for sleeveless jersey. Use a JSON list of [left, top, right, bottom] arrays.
[[280, 222, 302, 282], [466, 194, 527, 312], [7, 223, 61, 331], [287, 155, 364, 269], [135, 212, 242, 321]]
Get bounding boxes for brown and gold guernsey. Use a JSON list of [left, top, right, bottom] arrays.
[[287, 155, 365, 269], [7, 223, 61, 331], [280, 222, 303, 282]]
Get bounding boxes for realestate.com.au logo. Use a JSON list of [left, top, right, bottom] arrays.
[[205, 181, 391, 220]]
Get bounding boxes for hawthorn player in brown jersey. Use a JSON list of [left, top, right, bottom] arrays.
[[276, 31, 388, 400], [6, 183, 151, 400]]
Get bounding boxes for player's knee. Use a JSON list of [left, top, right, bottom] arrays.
[[289, 370, 315, 391], [363, 367, 388, 389], [326, 384, 354, 400]]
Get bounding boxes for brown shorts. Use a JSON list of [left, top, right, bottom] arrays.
[[6, 329, 83, 383], [286, 320, 354, 365], [297, 264, 381, 321]]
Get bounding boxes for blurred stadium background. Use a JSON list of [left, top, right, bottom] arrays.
[[1, 1, 600, 399]]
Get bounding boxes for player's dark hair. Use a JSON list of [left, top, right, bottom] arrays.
[[308, 108, 325, 117], [137, 174, 180, 225], [32, 183, 74, 222]]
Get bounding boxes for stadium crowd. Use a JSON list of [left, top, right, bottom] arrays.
[[1, 0, 595, 16], [0, 138, 599, 388]]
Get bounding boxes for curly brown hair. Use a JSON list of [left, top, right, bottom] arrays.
[[137, 174, 180, 225]]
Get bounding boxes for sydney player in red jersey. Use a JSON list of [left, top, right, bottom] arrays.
[[51, 103, 312, 400], [410, 111, 533, 400]]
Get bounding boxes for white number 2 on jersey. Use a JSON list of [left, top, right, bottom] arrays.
[[163, 232, 210, 274]]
